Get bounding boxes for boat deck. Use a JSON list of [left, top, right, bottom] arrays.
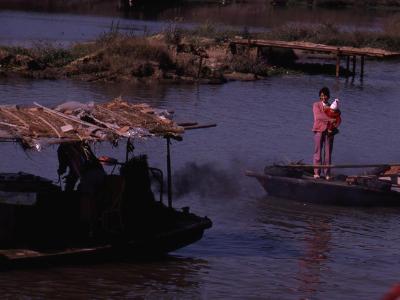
[[246, 171, 400, 206]]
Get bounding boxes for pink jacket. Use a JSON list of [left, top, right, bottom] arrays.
[[312, 101, 333, 132]]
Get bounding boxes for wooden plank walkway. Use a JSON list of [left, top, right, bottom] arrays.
[[231, 38, 400, 77]]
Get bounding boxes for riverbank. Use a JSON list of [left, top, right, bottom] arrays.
[[1, 21, 400, 84], [0, 30, 286, 84], [3, 0, 400, 10]]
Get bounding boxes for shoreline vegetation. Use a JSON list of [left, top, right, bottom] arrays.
[[1, 21, 400, 84], [3, 1, 400, 11]]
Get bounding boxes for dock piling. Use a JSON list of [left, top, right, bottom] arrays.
[[166, 137, 172, 208], [352, 55, 356, 76], [230, 38, 400, 79], [360, 55, 365, 78], [335, 51, 340, 77]]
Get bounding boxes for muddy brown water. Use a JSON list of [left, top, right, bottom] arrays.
[[0, 8, 400, 300]]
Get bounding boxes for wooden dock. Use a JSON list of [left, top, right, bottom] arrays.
[[231, 38, 400, 78]]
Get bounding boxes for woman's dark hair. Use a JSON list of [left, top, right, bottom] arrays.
[[319, 87, 330, 98]]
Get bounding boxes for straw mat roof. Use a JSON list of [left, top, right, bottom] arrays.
[[0, 98, 183, 150]]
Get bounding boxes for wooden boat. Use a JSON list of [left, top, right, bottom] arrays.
[[0, 98, 214, 267], [0, 215, 211, 268], [246, 164, 400, 207]]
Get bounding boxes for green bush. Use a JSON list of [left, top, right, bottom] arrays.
[[1, 46, 32, 56], [31, 43, 75, 67], [132, 62, 155, 77]]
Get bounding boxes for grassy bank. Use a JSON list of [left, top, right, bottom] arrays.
[[1, 20, 400, 84], [256, 21, 400, 51], [184, 0, 400, 10], [286, 0, 400, 9], [0, 28, 283, 83]]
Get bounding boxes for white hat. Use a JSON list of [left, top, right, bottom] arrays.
[[330, 98, 339, 110]]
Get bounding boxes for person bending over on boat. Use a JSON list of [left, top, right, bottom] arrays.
[[57, 141, 106, 236], [57, 141, 104, 192], [312, 87, 340, 180]]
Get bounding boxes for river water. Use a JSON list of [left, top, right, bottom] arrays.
[[1, 7, 400, 300]]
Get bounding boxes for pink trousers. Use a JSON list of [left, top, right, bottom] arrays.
[[313, 131, 334, 176]]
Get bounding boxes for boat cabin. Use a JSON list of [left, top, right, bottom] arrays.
[[0, 98, 212, 264]]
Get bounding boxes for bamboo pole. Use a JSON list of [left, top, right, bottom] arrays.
[[0, 121, 23, 128], [34, 102, 126, 138], [34, 102, 104, 130], [1, 109, 29, 128], [177, 122, 198, 127], [36, 116, 62, 138], [183, 123, 217, 130]]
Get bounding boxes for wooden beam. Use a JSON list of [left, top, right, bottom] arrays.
[[257, 46, 261, 58], [183, 123, 217, 130]]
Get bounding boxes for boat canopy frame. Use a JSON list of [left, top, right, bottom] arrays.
[[0, 97, 184, 150]]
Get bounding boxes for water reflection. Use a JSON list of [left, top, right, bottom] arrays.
[[0, 255, 209, 298], [296, 216, 331, 297], [0, 36, 400, 297]]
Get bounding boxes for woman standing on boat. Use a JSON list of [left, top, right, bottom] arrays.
[[312, 87, 339, 180]]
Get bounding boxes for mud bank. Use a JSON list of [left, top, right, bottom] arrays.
[[0, 31, 294, 85], [2, 20, 400, 85]]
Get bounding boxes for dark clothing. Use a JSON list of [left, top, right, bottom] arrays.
[[57, 142, 105, 192], [57, 142, 106, 236]]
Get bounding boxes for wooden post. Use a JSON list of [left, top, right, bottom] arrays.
[[346, 56, 350, 76], [125, 137, 131, 162], [229, 42, 237, 55], [352, 55, 356, 76], [197, 56, 203, 79], [360, 55, 365, 78], [166, 137, 172, 208], [335, 51, 340, 77]]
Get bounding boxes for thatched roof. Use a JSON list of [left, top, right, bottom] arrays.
[[0, 98, 184, 150]]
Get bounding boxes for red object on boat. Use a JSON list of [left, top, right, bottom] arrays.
[[382, 283, 400, 300], [98, 156, 119, 165], [323, 107, 341, 132]]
